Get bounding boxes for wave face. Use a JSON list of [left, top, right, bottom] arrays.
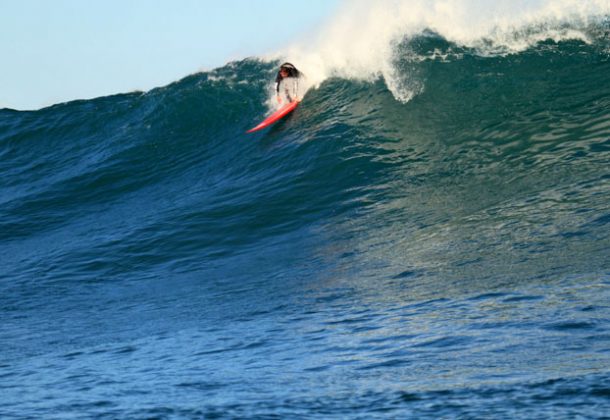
[[2, 22, 610, 418]]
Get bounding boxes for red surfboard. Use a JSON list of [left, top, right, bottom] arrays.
[[246, 101, 299, 133]]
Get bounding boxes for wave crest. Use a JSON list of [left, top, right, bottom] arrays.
[[275, 0, 610, 102]]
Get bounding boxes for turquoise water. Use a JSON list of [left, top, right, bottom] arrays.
[[1, 31, 609, 418]]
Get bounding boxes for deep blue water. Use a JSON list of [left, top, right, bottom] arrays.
[[1, 32, 610, 418]]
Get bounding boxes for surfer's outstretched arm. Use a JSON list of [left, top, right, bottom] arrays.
[[275, 73, 283, 103]]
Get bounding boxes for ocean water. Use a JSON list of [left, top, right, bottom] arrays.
[[2, 14, 610, 420]]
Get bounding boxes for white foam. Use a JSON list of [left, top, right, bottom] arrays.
[[269, 0, 610, 102]]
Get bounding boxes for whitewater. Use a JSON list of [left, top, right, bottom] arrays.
[[1, 1, 609, 418]]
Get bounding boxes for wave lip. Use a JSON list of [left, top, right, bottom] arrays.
[[277, 0, 610, 102]]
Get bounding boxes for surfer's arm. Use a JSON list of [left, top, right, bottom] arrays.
[[276, 82, 285, 103], [275, 76, 282, 103]]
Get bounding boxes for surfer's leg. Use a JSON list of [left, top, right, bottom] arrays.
[[285, 87, 293, 102]]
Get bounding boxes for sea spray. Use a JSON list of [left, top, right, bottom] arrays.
[[272, 0, 610, 102]]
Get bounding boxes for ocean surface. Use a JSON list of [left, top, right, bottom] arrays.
[[2, 24, 610, 419]]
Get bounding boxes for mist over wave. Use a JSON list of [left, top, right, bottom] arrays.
[[277, 0, 610, 101], [1, 2, 609, 418]]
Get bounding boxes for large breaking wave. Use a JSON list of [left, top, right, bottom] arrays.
[[1, 2, 609, 418]]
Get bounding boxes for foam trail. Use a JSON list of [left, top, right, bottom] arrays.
[[271, 0, 610, 102]]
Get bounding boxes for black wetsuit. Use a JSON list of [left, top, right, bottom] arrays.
[[275, 63, 301, 101]]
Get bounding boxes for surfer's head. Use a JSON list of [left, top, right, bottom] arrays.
[[279, 63, 297, 78]]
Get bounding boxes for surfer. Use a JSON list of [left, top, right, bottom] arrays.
[[275, 62, 302, 104]]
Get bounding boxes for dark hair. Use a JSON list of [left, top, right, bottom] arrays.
[[279, 62, 299, 78]]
